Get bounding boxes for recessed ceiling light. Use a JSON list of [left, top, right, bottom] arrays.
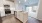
[[19, 1, 20, 3], [25, 0, 26, 2]]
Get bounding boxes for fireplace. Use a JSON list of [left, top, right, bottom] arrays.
[[5, 9, 11, 14]]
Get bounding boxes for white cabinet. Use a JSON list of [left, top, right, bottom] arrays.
[[0, 7, 5, 17], [16, 11, 28, 23], [1, 10, 5, 17]]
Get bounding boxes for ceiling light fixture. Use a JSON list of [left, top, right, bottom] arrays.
[[19, 1, 20, 3], [25, 0, 26, 2]]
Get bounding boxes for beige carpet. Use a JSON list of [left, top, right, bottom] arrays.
[[2, 14, 22, 23]]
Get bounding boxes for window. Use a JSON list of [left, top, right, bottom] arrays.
[[26, 6, 32, 12]]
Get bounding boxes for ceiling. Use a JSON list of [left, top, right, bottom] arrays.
[[16, 0, 39, 6]]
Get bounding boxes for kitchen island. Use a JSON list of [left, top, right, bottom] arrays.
[[14, 11, 28, 23]]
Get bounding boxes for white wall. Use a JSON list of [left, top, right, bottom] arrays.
[[0, 0, 3, 7], [14, 0, 26, 11], [14, 3, 23, 11], [0, 7, 5, 17], [37, 0, 42, 20], [0, 0, 15, 17], [0, 0, 5, 17], [18, 4, 26, 11], [3, 0, 15, 14]]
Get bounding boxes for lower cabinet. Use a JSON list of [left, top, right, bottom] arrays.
[[16, 11, 28, 23]]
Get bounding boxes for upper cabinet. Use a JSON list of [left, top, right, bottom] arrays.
[[6, 0, 14, 2]]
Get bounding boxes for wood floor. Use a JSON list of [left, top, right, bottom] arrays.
[[0, 17, 2, 23], [2, 14, 22, 23], [1, 14, 42, 23], [27, 17, 42, 23]]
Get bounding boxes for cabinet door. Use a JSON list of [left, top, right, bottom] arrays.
[[19, 13, 23, 22], [17, 12, 20, 19], [23, 13, 28, 23], [1, 10, 5, 17]]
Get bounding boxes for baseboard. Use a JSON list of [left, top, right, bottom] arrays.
[[15, 17, 23, 23], [36, 18, 42, 21]]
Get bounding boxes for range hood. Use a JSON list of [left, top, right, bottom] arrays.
[[6, 0, 14, 2]]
